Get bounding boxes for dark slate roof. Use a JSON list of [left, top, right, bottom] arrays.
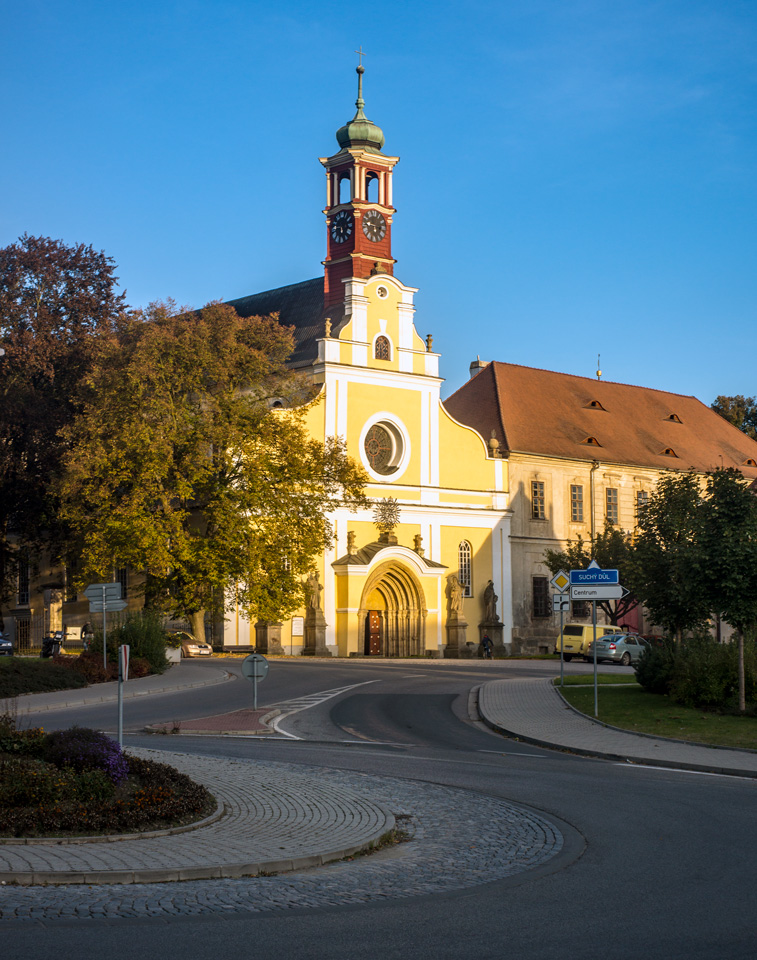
[[227, 277, 346, 367]]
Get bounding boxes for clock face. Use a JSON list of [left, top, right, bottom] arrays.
[[364, 424, 395, 474], [362, 210, 387, 242], [330, 210, 353, 244]]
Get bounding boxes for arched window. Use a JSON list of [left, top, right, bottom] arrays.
[[458, 541, 472, 597], [366, 172, 379, 203], [338, 174, 351, 204], [374, 335, 390, 360]]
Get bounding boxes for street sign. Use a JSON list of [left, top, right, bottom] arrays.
[[553, 594, 570, 612], [242, 653, 269, 682], [570, 584, 626, 600], [550, 570, 570, 593], [569, 568, 619, 585], [242, 652, 268, 710], [88, 599, 128, 613], [84, 583, 122, 601]]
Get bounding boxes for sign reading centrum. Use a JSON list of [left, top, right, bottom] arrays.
[[569, 568, 619, 585]]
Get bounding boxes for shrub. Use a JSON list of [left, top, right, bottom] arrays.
[[43, 727, 129, 784], [0, 658, 89, 698], [636, 636, 757, 712], [0, 756, 115, 807], [107, 610, 170, 674], [635, 641, 677, 695]]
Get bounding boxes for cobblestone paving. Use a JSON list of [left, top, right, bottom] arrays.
[[0, 749, 392, 883], [0, 756, 564, 922]]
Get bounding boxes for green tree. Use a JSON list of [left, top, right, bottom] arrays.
[[0, 235, 126, 618], [628, 471, 710, 640], [58, 300, 369, 638], [710, 395, 757, 440], [544, 522, 637, 625], [700, 468, 757, 713]]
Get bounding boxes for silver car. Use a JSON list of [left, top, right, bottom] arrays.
[[0, 634, 13, 656], [587, 633, 648, 666]]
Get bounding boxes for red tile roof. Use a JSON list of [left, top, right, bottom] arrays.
[[444, 362, 757, 479]]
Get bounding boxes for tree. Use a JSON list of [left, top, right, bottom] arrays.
[[544, 522, 638, 625], [58, 300, 369, 638], [0, 235, 126, 616], [700, 468, 757, 713], [628, 471, 710, 639], [711, 395, 757, 440]]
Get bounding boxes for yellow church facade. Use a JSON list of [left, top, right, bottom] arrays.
[[225, 268, 512, 657]]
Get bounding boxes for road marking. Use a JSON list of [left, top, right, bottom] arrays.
[[270, 680, 382, 739], [478, 749, 545, 758], [615, 763, 755, 781]]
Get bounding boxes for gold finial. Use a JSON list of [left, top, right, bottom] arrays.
[[596, 353, 602, 380]]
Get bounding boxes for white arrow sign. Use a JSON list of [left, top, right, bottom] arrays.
[[570, 584, 628, 600], [89, 599, 128, 613]]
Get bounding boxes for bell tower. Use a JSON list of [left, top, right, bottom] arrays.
[[320, 64, 399, 307]]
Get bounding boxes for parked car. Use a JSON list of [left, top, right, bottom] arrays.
[[587, 633, 648, 666], [168, 631, 213, 658], [555, 624, 623, 661], [0, 633, 13, 656]]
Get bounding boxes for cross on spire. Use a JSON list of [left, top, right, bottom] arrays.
[[355, 46, 367, 67]]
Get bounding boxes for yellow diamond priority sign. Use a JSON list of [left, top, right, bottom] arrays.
[[550, 570, 570, 593]]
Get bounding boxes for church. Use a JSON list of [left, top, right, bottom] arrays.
[[221, 65, 512, 657], [219, 64, 757, 658]]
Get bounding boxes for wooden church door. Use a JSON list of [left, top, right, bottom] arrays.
[[365, 611, 382, 655]]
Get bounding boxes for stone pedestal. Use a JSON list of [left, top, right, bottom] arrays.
[[254, 621, 285, 656], [444, 615, 473, 658], [302, 609, 331, 657], [478, 621, 506, 657]]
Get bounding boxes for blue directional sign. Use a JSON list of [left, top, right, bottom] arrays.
[[569, 568, 619, 585]]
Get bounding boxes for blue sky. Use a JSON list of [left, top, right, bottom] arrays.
[[2, 0, 755, 401]]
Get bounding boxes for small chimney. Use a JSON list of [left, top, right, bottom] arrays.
[[469, 356, 489, 378]]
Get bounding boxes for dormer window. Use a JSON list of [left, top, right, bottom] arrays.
[[743, 458, 757, 467], [582, 436, 602, 446], [665, 413, 682, 423], [584, 400, 606, 411], [374, 336, 391, 361], [661, 447, 678, 457]]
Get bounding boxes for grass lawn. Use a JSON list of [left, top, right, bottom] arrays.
[[556, 679, 757, 750], [0, 658, 88, 699]]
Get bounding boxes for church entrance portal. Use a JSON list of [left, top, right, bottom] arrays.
[[359, 562, 426, 658]]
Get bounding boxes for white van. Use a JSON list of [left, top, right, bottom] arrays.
[[555, 624, 622, 661]]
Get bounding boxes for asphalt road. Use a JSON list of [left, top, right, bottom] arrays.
[[6, 658, 757, 959]]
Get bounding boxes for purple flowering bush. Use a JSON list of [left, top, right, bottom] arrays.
[[0, 718, 215, 838], [43, 727, 129, 785]]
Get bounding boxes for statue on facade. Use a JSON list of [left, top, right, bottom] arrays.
[[484, 580, 499, 622], [305, 571, 323, 610], [413, 534, 424, 557], [373, 497, 401, 536], [347, 530, 357, 556], [448, 574, 464, 614]]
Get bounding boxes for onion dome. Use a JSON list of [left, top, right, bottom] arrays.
[[336, 65, 385, 154]]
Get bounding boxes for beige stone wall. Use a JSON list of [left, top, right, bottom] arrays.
[[508, 454, 661, 644]]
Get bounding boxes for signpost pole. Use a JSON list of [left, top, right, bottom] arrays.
[[560, 603, 565, 687], [117, 646, 124, 748], [593, 600, 598, 717], [102, 585, 107, 672]]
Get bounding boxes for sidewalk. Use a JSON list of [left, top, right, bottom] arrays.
[[11, 660, 232, 714], [478, 677, 757, 778]]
